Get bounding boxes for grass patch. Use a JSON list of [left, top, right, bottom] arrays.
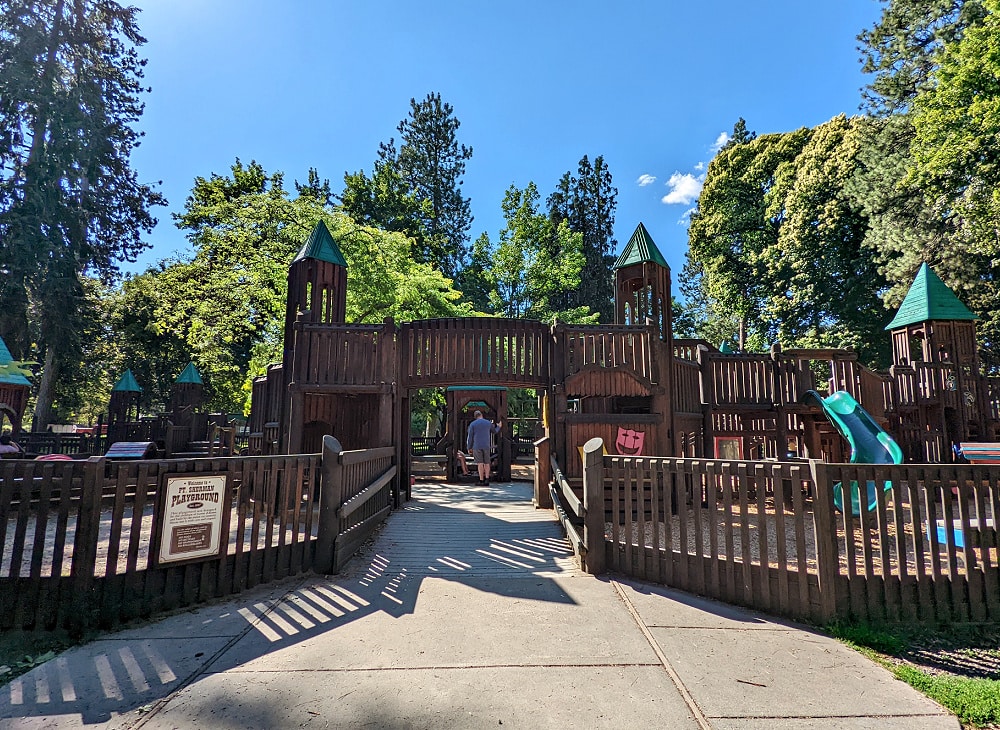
[[827, 621, 1000, 729], [0, 630, 88, 686]]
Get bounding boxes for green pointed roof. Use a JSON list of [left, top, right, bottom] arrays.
[[885, 263, 978, 330], [0, 336, 31, 387], [614, 222, 669, 270], [293, 220, 347, 266], [175, 362, 203, 385], [719, 341, 735, 354], [112, 369, 142, 393]]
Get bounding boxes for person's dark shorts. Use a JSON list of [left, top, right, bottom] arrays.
[[472, 448, 489, 465]]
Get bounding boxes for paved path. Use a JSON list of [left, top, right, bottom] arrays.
[[1, 481, 957, 729]]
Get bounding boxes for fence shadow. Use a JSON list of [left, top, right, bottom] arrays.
[[0, 483, 577, 725]]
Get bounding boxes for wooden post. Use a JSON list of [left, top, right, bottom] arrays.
[[534, 436, 552, 509], [771, 343, 787, 460], [316, 436, 344, 574], [582, 437, 606, 575], [698, 348, 715, 458], [70, 456, 105, 635], [809, 458, 840, 623]]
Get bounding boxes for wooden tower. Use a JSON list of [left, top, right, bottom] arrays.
[[169, 361, 204, 428], [611, 222, 675, 455], [107, 369, 142, 444], [614, 222, 672, 344], [0, 336, 31, 434], [283, 220, 348, 369], [885, 263, 988, 455]]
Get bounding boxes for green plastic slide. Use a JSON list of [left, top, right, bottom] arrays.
[[802, 390, 904, 515]]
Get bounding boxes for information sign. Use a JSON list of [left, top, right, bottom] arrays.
[[157, 473, 227, 564]]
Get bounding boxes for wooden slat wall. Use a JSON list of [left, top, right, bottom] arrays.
[[292, 323, 391, 387], [672, 359, 700, 415], [601, 456, 1000, 625], [400, 317, 551, 388], [0, 454, 320, 632], [560, 324, 654, 384]]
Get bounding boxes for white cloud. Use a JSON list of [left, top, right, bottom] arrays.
[[636, 174, 656, 187], [694, 161, 704, 172], [710, 131, 730, 154], [661, 172, 703, 206], [678, 208, 696, 225]]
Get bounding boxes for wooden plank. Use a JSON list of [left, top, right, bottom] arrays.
[[722, 464, 736, 603], [872, 465, 895, 622], [773, 469, 790, 615], [755, 464, 771, 611], [737, 462, 752, 604], [924, 474, 949, 623], [975, 467, 999, 619], [635, 464, 647, 580]]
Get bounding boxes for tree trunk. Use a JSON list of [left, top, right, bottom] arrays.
[[31, 347, 58, 432]]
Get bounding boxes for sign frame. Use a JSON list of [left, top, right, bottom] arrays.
[[154, 472, 229, 567]]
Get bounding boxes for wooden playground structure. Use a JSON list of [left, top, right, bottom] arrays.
[[248, 221, 1000, 493], [4, 219, 1000, 631]]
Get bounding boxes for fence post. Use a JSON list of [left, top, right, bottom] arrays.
[[582, 437, 606, 575], [315, 436, 344, 574], [534, 436, 552, 509], [809, 459, 839, 623], [70, 456, 105, 636]]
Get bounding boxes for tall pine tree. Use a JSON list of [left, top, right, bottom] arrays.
[[546, 155, 617, 322], [396, 93, 473, 279], [0, 0, 163, 429]]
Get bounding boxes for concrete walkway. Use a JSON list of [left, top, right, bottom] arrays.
[[1, 481, 957, 729]]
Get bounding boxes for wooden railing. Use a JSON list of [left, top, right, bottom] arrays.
[[317, 436, 396, 573], [559, 323, 657, 385], [400, 317, 550, 388], [582, 445, 1000, 624], [291, 321, 395, 388], [673, 339, 715, 362], [13, 433, 107, 457], [672, 359, 701, 415], [702, 353, 776, 407]]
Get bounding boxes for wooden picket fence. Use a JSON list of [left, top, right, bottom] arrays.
[[0, 442, 395, 633], [580, 444, 999, 625]]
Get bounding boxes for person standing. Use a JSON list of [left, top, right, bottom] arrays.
[[466, 410, 500, 485]]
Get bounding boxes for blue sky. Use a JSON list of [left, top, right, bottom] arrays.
[[129, 0, 882, 281]]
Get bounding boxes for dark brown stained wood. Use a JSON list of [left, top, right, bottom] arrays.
[[754, 465, 770, 611], [722, 465, 736, 603]]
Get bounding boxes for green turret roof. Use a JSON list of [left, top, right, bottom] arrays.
[[293, 220, 348, 266], [719, 341, 735, 354], [0, 336, 31, 387], [175, 362, 203, 385], [614, 223, 669, 270], [885, 263, 978, 330], [112, 369, 142, 393]]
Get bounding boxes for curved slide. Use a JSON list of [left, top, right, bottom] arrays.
[[802, 390, 903, 515]]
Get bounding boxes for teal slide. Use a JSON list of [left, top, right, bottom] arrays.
[[802, 390, 904, 515]]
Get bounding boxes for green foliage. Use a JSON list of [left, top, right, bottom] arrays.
[[473, 183, 595, 324], [904, 0, 1000, 370], [684, 116, 892, 367], [0, 0, 164, 428], [858, 0, 986, 115], [684, 122, 810, 351], [113, 159, 472, 414], [546, 155, 618, 322], [395, 93, 473, 279], [828, 621, 1000, 728]]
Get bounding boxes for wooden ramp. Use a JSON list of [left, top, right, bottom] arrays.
[[350, 480, 578, 578]]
